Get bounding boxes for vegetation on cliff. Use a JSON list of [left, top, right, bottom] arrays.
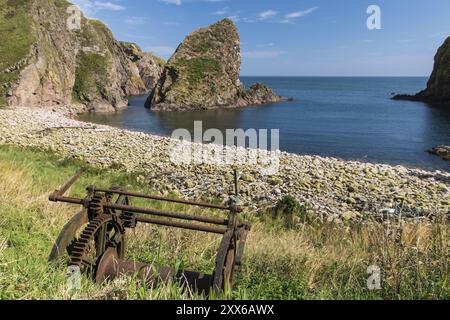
[[422, 36, 450, 102], [0, 0, 164, 112], [148, 19, 282, 111], [393, 36, 450, 104], [148, 19, 242, 111], [0, 0, 34, 106], [72, 52, 108, 103]]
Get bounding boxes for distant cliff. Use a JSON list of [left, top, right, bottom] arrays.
[[0, 0, 164, 112], [147, 19, 282, 111], [393, 37, 450, 105]]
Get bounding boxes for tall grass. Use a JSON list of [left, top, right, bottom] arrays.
[[0, 145, 448, 299]]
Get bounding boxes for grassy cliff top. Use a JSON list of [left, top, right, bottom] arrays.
[[0, 0, 35, 105]]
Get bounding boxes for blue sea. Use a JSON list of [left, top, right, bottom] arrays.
[[78, 77, 450, 171]]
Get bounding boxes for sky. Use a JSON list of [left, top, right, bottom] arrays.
[[70, 0, 450, 76]]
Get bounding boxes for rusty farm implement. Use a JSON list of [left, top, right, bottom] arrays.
[[48, 169, 251, 295]]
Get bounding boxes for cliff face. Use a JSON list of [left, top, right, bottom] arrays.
[[147, 19, 282, 111], [393, 37, 450, 104], [0, 0, 164, 112], [120, 42, 165, 91], [419, 37, 450, 102]]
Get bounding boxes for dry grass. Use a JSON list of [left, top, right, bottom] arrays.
[[0, 145, 448, 299]]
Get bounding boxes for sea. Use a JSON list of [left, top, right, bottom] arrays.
[[78, 77, 450, 172]]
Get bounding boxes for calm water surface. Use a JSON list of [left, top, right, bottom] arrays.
[[78, 77, 450, 171]]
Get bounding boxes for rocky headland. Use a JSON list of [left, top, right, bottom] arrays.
[[147, 19, 283, 111], [0, 0, 165, 113], [393, 37, 450, 105]]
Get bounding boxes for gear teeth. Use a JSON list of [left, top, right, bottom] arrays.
[[88, 194, 106, 217], [68, 214, 113, 268]]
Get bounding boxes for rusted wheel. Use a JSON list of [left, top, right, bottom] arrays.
[[69, 214, 125, 273], [212, 230, 237, 295], [48, 210, 89, 262]]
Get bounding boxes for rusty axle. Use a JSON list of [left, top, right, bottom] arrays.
[[135, 216, 227, 234], [49, 168, 84, 201], [107, 203, 228, 226], [94, 187, 230, 211]]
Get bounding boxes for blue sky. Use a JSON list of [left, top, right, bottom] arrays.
[[70, 0, 449, 76]]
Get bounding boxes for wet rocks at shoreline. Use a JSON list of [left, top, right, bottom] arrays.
[[428, 145, 450, 161]]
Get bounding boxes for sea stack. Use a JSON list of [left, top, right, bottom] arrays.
[[147, 19, 282, 111], [393, 36, 450, 105]]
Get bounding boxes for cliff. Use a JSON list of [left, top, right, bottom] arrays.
[[0, 0, 164, 112], [147, 19, 282, 111], [393, 37, 450, 104]]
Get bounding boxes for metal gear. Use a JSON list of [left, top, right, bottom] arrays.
[[69, 214, 125, 270], [88, 194, 107, 218]]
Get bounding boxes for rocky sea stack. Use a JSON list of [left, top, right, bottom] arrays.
[[0, 0, 165, 112], [393, 36, 450, 105], [147, 19, 282, 111]]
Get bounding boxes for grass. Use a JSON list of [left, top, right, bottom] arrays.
[[72, 52, 108, 103], [151, 53, 166, 68], [0, 145, 448, 300], [174, 57, 222, 86], [0, 0, 35, 102]]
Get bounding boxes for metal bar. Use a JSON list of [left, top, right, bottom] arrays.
[[135, 216, 227, 234], [94, 188, 229, 211], [49, 169, 84, 201], [234, 169, 238, 196], [49, 195, 84, 205], [105, 203, 228, 225]]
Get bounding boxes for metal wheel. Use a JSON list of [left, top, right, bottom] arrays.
[[69, 214, 125, 273], [48, 210, 89, 262], [212, 230, 237, 295]]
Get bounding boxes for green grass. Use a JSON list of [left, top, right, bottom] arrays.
[[73, 52, 108, 102], [0, 145, 448, 300], [173, 57, 221, 86], [151, 53, 166, 68], [0, 0, 35, 101]]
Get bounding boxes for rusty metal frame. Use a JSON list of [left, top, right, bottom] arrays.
[[48, 169, 251, 295]]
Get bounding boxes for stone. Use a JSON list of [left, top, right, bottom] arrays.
[[268, 176, 283, 186], [427, 145, 450, 161], [239, 83, 283, 106], [1, 107, 450, 221]]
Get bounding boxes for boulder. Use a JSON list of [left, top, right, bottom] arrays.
[[427, 145, 450, 161]]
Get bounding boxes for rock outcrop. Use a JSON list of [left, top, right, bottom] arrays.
[[393, 37, 450, 104], [120, 42, 165, 91], [427, 145, 450, 161], [147, 19, 282, 111], [238, 83, 282, 107], [0, 0, 164, 112]]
